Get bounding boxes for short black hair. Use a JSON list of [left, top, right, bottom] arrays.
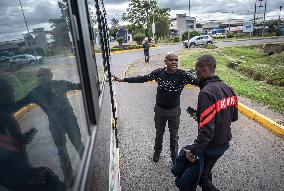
[[196, 54, 216, 72]]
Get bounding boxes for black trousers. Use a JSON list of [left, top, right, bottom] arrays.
[[199, 153, 223, 191], [144, 51, 149, 62], [154, 105, 181, 159], [49, 117, 84, 183]]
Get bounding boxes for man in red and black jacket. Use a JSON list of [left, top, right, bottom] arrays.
[[184, 54, 238, 191]]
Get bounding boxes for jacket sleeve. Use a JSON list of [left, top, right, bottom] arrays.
[[124, 69, 159, 83], [191, 90, 215, 155], [231, 89, 238, 122], [183, 71, 199, 86]]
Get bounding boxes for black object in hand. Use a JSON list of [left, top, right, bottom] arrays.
[[186, 106, 196, 115], [186, 106, 197, 120], [23, 128, 38, 144]]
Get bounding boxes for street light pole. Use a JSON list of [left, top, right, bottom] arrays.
[[18, 0, 30, 34], [262, 0, 267, 36], [253, 0, 257, 36], [279, 6, 283, 27], [187, 0, 191, 49]]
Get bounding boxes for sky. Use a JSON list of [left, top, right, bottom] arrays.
[[0, 0, 283, 41], [104, 0, 283, 23]]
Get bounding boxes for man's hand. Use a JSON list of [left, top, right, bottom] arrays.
[[183, 148, 196, 163], [22, 128, 38, 144], [112, 75, 124, 82]]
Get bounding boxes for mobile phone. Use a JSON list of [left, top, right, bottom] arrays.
[[24, 128, 38, 137], [186, 106, 196, 115]]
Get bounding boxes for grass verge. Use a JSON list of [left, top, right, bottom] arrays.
[[0, 66, 39, 101], [179, 47, 284, 114]]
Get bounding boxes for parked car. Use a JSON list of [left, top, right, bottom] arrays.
[[9, 54, 43, 65], [0, 51, 12, 62], [183, 35, 214, 48]]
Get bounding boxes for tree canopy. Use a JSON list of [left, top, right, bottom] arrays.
[[123, 0, 171, 39]]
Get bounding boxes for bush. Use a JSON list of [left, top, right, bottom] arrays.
[[173, 37, 180, 42], [133, 33, 145, 45], [213, 36, 226, 39], [227, 32, 234, 38], [181, 31, 201, 41], [204, 44, 217, 49], [111, 47, 121, 51]]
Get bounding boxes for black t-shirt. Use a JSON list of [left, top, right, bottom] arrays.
[[124, 68, 198, 109], [143, 43, 150, 52]]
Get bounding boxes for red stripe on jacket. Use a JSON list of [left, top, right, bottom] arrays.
[[198, 96, 238, 129]]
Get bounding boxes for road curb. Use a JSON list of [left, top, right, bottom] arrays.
[[237, 103, 284, 136], [14, 104, 37, 120], [111, 46, 160, 54]]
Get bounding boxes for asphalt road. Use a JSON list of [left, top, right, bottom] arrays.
[[15, 37, 284, 190], [113, 38, 284, 191], [116, 82, 284, 191]]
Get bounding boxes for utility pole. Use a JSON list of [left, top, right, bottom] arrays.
[[187, 0, 191, 49], [189, 0, 191, 17], [262, 0, 267, 36], [18, 0, 30, 34], [279, 6, 283, 27], [253, 0, 257, 36]]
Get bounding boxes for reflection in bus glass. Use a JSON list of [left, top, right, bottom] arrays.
[[0, 0, 90, 190]]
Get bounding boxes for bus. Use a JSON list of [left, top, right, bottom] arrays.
[[209, 28, 226, 37], [0, 0, 119, 190]]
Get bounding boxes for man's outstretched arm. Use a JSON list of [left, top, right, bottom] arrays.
[[113, 69, 159, 83], [183, 71, 199, 86]]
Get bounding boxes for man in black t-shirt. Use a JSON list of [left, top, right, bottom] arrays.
[[13, 67, 84, 184], [114, 52, 198, 163]]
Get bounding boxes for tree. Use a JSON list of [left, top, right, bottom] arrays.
[[109, 18, 120, 38], [111, 18, 120, 28], [49, 0, 71, 50], [265, 19, 283, 34], [123, 0, 158, 35], [116, 37, 124, 46], [147, 8, 171, 40], [133, 33, 145, 44]]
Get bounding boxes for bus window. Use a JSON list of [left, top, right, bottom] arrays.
[[0, 0, 90, 190], [86, 0, 105, 96]]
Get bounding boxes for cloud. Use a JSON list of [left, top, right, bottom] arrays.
[[0, 0, 60, 41], [0, 0, 282, 41], [102, 0, 282, 20]]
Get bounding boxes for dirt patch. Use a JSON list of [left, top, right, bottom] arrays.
[[126, 54, 166, 77]]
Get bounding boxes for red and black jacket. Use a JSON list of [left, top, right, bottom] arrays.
[[191, 76, 238, 156]]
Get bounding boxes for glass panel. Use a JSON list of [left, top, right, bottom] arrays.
[[86, 0, 106, 96], [0, 0, 89, 190]]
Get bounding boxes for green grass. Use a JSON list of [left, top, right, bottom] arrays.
[[0, 66, 39, 101], [179, 47, 284, 114], [222, 46, 284, 86]]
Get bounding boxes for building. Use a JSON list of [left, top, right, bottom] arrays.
[[0, 39, 27, 53], [33, 28, 49, 50], [175, 13, 196, 35]]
